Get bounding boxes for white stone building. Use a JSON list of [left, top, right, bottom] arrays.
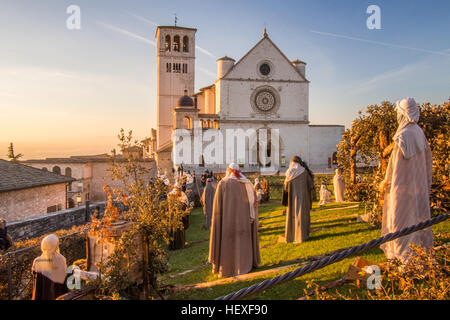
[[153, 26, 344, 173]]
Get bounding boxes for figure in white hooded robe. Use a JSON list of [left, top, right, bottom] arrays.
[[32, 234, 68, 300], [319, 183, 332, 206], [380, 97, 433, 261], [333, 168, 345, 202]]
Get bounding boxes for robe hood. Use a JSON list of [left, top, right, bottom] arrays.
[[223, 163, 256, 221], [393, 98, 428, 160], [32, 234, 67, 284]]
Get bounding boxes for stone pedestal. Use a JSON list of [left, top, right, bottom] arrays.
[[87, 220, 142, 282]]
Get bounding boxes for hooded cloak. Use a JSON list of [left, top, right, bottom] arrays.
[[333, 169, 345, 202], [201, 178, 217, 230], [380, 98, 434, 261], [209, 163, 260, 277], [32, 234, 68, 300], [283, 157, 314, 243]]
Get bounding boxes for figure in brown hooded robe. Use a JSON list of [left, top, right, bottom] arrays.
[[209, 163, 261, 277]]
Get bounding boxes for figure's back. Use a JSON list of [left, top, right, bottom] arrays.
[[210, 178, 255, 277]]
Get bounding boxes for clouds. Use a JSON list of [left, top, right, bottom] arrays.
[[196, 45, 216, 59], [310, 30, 450, 57], [95, 20, 157, 47], [126, 12, 159, 27], [350, 52, 450, 96], [197, 66, 216, 78]]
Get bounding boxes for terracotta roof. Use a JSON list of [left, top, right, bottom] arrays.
[[23, 154, 110, 164], [0, 159, 74, 192], [217, 56, 235, 62], [199, 84, 215, 91], [23, 153, 154, 164], [157, 142, 173, 153]]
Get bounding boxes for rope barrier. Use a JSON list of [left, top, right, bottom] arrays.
[[216, 213, 449, 300]]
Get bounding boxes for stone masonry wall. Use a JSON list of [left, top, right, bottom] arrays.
[[0, 183, 68, 221], [6, 201, 105, 240]]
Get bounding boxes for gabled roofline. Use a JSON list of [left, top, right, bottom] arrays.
[[219, 35, 309, 83]]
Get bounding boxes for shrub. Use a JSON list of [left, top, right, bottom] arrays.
[[308, 244, 449, 300]]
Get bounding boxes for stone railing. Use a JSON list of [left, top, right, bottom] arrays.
[[6, 201, 105, 240]]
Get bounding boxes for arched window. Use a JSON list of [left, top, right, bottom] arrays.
[[200, 119, 205, 129], [183, 36, 189, 52], [332, 152, 338, 165], [183, 116, 192, 129], [165, 35, 171, 52], [52, 166, 61, 175], [207, 120, 211, 128], [42, 167, 48, 171], [173, 35, 180, 52], [213, 120, 219, 129], [65, 167, 72, 177]]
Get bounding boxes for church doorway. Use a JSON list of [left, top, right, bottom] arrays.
[[256, 128, 271, 167]]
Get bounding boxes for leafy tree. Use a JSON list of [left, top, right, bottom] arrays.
[[337, 101, 449, 222], [7, 143, 23, 162], [91, 129, 191, 299]]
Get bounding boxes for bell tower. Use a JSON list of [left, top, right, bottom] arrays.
[[155, 25, 197, 150]]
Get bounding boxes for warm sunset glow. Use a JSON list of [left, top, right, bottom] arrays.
[[0, 1, 448, 159]]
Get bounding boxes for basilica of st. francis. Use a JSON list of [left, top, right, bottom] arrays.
[[147, 25, 344, 173]]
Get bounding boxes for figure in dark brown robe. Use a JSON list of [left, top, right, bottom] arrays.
[[283, 156, 314, 243], [209, 163, 261, 278], [32, 234, 68, 300], [0, 219, 13, 251], [201, 178, 217, 230]]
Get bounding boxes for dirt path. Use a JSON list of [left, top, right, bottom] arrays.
[[170, 262, 307, 292]]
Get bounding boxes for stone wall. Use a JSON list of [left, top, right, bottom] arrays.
[[308, 125, 345, 169], [25, 160, 156, 203], [0, 183, 68, 221], [28, 162, 93, 203], [6, 201, 105, 240], [90, 161, 156, 201]]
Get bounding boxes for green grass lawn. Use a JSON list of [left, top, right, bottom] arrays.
[[162, 191, 450, 300]]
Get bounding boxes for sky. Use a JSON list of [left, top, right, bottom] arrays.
[[0, 0, 449, 160]]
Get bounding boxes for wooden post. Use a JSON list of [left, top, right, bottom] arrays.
[[142, 236, 149, 299], [7, 255, 12, 300], [85, 200, 90, 222]]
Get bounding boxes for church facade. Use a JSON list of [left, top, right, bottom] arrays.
[[151, 25, 344, 173]]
